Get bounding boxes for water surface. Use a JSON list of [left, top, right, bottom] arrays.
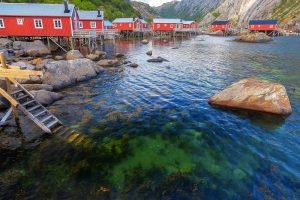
[[2, 36, 300, 199]]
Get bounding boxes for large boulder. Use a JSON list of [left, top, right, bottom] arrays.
[[23, 84, 53, 91], [236, 32, 272, 43], [97, 59, 120, 68], [210, 30, 224, 36], [0, 38, 13, 47], [86, 54, 99, 61], [30, 90, 63, 106], [208, 78, 292, 115], [146, 51, 152, 56], [11, 61, 35, 70], [42, 58, 98, 90], [13, 40, 50, 57], [65, 50, 84, 60]]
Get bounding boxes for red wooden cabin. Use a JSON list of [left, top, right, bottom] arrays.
[[0, 1, 79, 37], [77, 10, 104, 32], [104, 21, 114, 30], [182, 21, 198, 30], [140, 19, 149, 30], [152, 18, 183, 31], [113, 18, 141, 31], [210, 21, 231, 31], [248, 20, 278, 31]]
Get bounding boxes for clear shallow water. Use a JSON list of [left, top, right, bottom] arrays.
[[2, 36, 300, 199]]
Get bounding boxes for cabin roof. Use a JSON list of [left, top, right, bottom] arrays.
[[78, 11, 103, 20], [249, 20, 278, 25], [153, 18, 182, 23], [140, 19, 148, 24], [104, 20, 113, 27], [0, 3, 75, 17], [113, 18, 138, 23], [211, 21, 230, 25], [183, 21, 194, 25]]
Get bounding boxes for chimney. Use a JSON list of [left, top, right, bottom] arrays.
[[64, 0, 70, 13], [97, 9, 102, 17], [133, 17, 136, 21]]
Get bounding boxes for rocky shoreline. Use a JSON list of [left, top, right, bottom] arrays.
[[0, 38, 130, 152]]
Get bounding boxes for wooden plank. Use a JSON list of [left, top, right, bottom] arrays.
[[0, 74, 30, 79], [0, 107, 12, 124], [0, 88, 19, 107], [0, 68, 43, 77]]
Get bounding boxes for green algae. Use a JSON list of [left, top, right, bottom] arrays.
[[109, 135, 196, 189]]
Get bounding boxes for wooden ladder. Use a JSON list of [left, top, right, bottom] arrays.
[[0, 78, 62, 134]]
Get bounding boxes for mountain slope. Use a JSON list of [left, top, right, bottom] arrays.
[[2, 0, 141, 21], [130, 1, 159, 20]]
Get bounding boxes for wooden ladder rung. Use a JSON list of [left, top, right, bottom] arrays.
[[40, 115, 53, 123], [46, 119, 58, 129], [16, 94, 29, 101], [34, 110, 47, 117], [10, 89, 24, 96], [22, 99, 35, 106], [28, 105, 41, 112]]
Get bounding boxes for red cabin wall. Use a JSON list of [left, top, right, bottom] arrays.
[[210, 24, 230, 31], [248, 24, 277, 31], [0, 16, 73, 37], [152, 23, 183, 31], [79, 20, 103, 30], [113, 21, 140, 31]]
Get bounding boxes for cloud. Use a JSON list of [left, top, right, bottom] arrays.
[[135, 0, 179, 7]]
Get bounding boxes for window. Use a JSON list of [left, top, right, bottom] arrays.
[[129, 23, 132, 28], [164, 24, 167, 27], [258, 25, 261, 28], [17, 18, 24, 25], [170, 24, 173, 28], [79, 21, 83, 28], [0, 19, 4, 28], [34, 19, 43, 29], [90, 21, 96, 28], [251, 25, 254, 28], [222, 25, 225, 28], [53, 19, 62, 29], [157, 24, 160, 28], [270, 25, 273, 28]]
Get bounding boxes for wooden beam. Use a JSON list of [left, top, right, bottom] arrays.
[[0, 107, 12, 126], [0, 87, 19, 107], [0, 68, 43, 76]]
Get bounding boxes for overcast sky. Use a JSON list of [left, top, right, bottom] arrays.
[[135, 0, 179, 7]]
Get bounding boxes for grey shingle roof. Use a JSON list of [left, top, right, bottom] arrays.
[[78, 11, 104, 20], [0, 3, 75, 17], [153, 18, 182, 23]]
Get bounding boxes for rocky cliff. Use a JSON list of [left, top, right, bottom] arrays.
[[130, 1, 159, 19]]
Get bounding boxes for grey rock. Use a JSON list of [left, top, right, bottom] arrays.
[[42, 58, 98, 90], [86, 54, 99, 61], [23, 84, 53, 91], [0, 38, 13, 48], [30, 90, 63, 106], [0, 135, 22, 151], [65, 50, 84, 60], [54, 55, 64, 60], [146, 50, 152, 56], [236, 32, 272, 43], [13, 40, 50, 57], [97, 59, 120, 68], [130, 63, 139, 68], [11, 61, 35, 70]]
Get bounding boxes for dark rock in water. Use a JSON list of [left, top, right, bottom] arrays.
[[157, 56, 169, 62], [172, 47, 179, 49], [97, 59, 120, 68], [146, 51, 152, 56], [130, 63, 139, 68], [123, 61, 131, 65], [209, 78, 292, 115], [235, 33, 272, 43], [115, 53, 125, 58], [30, 90, 63, 106], [147, 57, 163, 63]]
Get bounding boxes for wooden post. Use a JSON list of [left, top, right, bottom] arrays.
[[0, 53, 20, 129], [47, 37, 51, 51]]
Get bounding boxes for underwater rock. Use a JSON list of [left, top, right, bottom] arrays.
[[147, 56, 168, 63], [65, 50, 84, 60], [209, 78, 292, 115], [97, 59, 120, 68], [30, 90, 63, 106], [233, 168, 247, 180], [235, 32, 272, 43]]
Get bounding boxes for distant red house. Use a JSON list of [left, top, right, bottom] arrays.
[[248, 20, 278, 31], [210, 21, 231, 31], [77, 10, 104, 32], [113, 18, 141, 31], [104, 20, 114, 30], [183, 21, 198, 30], [0, 1, 79, 37], [152, 18, 183, 31]]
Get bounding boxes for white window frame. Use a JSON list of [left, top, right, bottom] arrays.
[[157, 24, 160, 28], [90, 21, 96, 29], [251, 25, 254, 28], [170, 24, 174, 28], [129, 23, 132, 28], [0, 18, 5, 28], [34, 19, 43, 29], [53, 19, 62, 29], [270, 25, 273, 28], [79, 21, 83, 28], [164, 24, 167, 27], [17, 18, 24, 25]]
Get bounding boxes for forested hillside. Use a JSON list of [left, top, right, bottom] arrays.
[[2, 0, 141, 20]]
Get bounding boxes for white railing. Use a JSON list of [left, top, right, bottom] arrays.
[[73, 29, 116, 37], [174, 28, 199, 32]]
